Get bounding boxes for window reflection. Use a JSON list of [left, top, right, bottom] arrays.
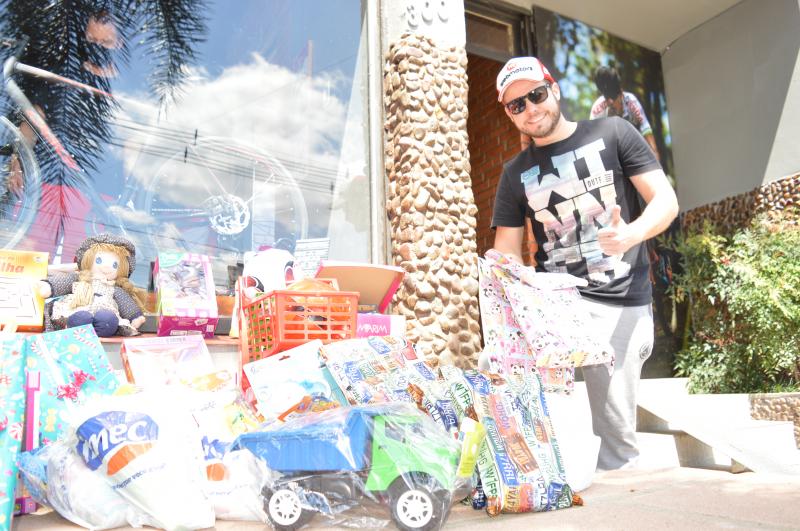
[[0, 0, 371, 307]]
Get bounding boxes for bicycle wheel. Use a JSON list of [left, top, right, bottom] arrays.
[[137, 137, 308, 257], [0, 116, 41, 249]]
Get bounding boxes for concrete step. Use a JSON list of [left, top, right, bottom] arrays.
[[637, 378, 800, 475]]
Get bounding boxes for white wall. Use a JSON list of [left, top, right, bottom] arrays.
[[662, 0, 800, 211], [382, 0, 466, 51]]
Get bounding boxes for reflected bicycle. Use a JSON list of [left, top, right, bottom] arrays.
[[1, 36, 309, 268]]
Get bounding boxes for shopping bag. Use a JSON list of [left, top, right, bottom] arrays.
[[478, 250, 613, 393]]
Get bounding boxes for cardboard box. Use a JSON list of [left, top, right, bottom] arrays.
[[155, 252, 218, 338], [315, 260, 405, 338], [120, 335, 215, 387], [0, 250, 48, 331]]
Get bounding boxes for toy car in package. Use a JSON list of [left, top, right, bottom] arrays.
[[242, 339, 344, 423], [232, 403, 473, 531]]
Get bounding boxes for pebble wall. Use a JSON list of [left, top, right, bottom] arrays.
[[383, 33, 481, 368], [750, 394, 800, 448], [683, 173, 800, 235]]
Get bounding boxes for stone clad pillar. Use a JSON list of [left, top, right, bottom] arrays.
[[382, 1, 481, 367]]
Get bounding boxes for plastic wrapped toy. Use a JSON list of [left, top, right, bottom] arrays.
[[232, 403, 471, 531], [41, 234, 146, 337], [17, 442, 159, 530]]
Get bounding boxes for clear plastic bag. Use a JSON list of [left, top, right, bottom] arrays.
[[231, 403, 471, 530]]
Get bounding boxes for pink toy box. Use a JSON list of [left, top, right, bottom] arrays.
[[154, 252, 218, 338]]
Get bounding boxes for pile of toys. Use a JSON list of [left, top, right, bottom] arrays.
[[0, 233, 611, 531]]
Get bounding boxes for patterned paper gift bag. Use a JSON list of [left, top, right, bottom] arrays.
[[479, 250, 614, 393], [25, 325, 119, 445], [0, 331, 27, 531]]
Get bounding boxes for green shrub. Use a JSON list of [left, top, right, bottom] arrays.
[[672, 213, 800, 393]]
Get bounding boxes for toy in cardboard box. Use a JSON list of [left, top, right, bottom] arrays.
[[155, 252, 218, 338], [0, 250, 48, 332], [314, 260, 405, 338], [25, 325, 120, 445], [42, 234, 147, 337], [0, 331, 27, 529], [120, 335, 215, 387]]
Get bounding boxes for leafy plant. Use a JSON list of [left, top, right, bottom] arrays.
[[672, 212, 800, 393]]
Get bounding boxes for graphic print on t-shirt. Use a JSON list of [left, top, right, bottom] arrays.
[[521, 138, 631, 285]]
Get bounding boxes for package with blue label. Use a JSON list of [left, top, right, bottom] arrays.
[[0, 331, 27, 530], [242, 339, 344, 423], [25, 325, 119, 445]]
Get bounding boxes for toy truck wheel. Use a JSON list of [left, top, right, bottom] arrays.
[[264, 486, 314, 530], [388, 474, 447, 531]]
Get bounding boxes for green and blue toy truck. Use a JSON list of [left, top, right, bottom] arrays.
[[232, 404, 464, 531]]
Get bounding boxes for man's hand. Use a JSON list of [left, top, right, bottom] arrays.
[[598, 205, 640, 256]]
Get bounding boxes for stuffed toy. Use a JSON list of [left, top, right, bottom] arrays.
[[39, 234, 147, 337]]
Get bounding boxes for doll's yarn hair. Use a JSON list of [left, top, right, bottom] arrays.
[[77, 242, 147, 311]]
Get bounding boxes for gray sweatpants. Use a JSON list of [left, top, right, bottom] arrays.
[[580, 298, 654, 471]]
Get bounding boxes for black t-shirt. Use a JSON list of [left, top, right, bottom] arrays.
[[491, 117, 661, 306]]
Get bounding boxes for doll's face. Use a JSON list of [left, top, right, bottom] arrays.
[[91, 250, 120, 281]]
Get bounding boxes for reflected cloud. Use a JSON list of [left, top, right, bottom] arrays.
[[113, 53, 347, 204], [109, 53, 353, 251]]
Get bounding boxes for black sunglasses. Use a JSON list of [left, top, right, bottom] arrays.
[[505, 84, 551, 115]]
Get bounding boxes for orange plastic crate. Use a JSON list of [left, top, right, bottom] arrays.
[[240, 288, 359, 363]]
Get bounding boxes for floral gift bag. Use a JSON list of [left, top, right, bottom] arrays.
[[25, 325, 120, 445]]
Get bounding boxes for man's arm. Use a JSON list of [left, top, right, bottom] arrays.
[[644, 133, 660, 163], [493, 226, 525, 264], [597, 169, 678, 255]]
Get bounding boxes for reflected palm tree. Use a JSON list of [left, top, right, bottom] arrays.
[[0, 0, 208, 188]]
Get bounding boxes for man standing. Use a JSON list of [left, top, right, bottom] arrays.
[[591, 65, 660, 163], [491, 57, 679, 470]]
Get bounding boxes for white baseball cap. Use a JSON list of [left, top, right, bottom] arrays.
[[496, 57, 556, 102]]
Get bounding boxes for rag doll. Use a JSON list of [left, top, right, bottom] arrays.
[[41, 234, 147, 337]]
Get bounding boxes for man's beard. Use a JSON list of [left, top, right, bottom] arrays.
[[522, 107, 562, 140]]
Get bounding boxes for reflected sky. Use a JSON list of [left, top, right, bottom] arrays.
[[51, 0, 368, 286]]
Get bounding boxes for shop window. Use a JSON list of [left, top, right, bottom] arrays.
[[0, 0, 371, 314]]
